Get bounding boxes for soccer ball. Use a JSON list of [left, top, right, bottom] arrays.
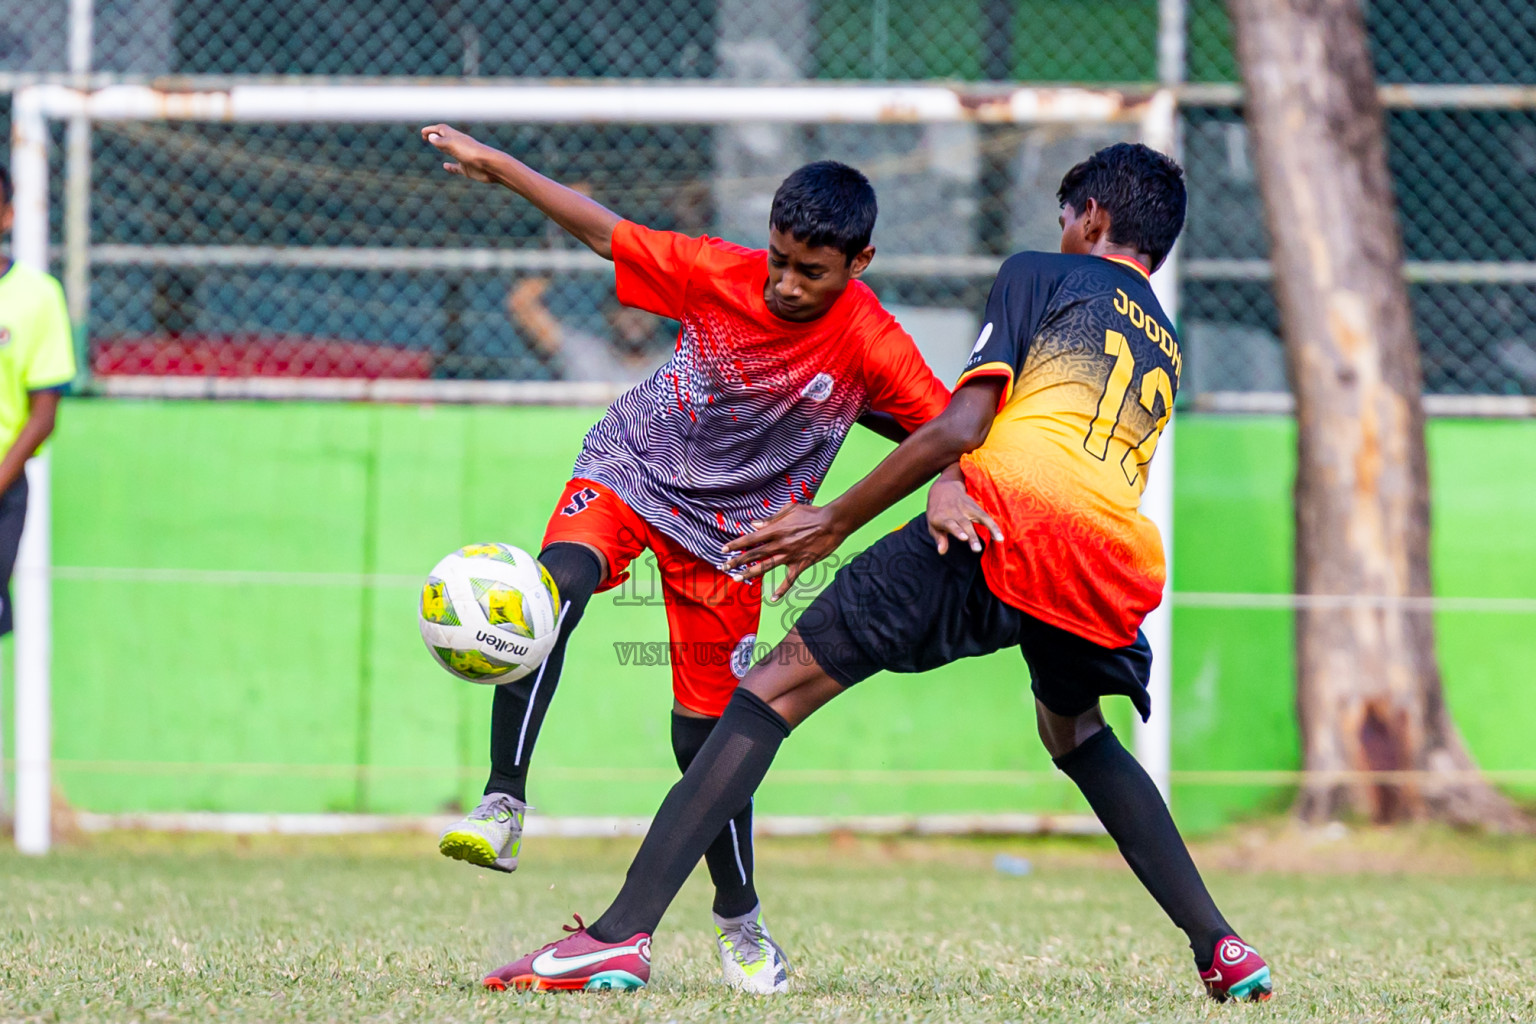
[[418, 542, 562, 684]]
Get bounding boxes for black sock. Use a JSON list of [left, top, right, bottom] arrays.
[[484, 543, 602, 802], [588, 689, 790, 942], [1054, 727, 1232, 970], [671, 713, 759, 919]]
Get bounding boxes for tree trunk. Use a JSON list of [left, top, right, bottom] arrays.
[[1226, 0, 1523, 829]]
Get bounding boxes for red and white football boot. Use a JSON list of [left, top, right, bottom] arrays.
[[1200, 935, 1273, 1002], [483, 914, 651, 992]]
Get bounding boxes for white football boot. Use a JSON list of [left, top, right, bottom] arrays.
[[438, 792, 525, 873], [713, 904, 791, 994]]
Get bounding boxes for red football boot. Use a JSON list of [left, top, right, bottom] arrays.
[[483, 914, 650, 992], [1199, 935, 1273, 1002]]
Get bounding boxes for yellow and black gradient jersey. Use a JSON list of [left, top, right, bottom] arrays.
[[955, 251, 1180, 648]]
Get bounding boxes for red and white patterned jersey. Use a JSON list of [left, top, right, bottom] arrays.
[[571, 221, 950, 570]]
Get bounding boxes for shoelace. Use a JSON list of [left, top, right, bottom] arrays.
[[527, 914, 587, 958], [724, 920, 780, 968], [471, 793, 521, 824]]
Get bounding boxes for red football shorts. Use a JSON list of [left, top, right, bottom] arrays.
[[542, 478, 763, 717]]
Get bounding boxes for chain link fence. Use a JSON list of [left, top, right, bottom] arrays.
[[3, 0, 1534, 400]]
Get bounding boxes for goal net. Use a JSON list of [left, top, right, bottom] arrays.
[[9, 82, 1177, 847]]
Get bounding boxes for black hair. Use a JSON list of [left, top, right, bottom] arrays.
[[0, 165, 10, 207], [1056, 143, 1186, 270], [769, 160, 877, 263]]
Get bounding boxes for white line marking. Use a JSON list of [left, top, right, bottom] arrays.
[[728, 819, 748, 886], [514, 602, 569, 765]]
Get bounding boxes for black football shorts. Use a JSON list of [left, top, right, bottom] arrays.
[[797, 514, 1153, 721]]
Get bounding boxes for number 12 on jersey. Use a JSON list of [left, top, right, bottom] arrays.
[[1083, 329, 1173, 488]]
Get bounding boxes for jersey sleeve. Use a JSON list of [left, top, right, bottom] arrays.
[[611, 220, 709, 320], [861, 315, 951, 433], [954, 252, 1058, 409], [25, 274, 77, 391]]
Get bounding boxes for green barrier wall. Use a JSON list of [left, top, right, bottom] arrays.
[[32, 402, 1536, 831]]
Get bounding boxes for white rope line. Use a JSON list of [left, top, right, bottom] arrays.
[[1171, 592, 1536, 614], [46, 565, 426, 587], [70, 810, 1106, 838], [39, 565, 1536, 613], [23, 760, 1536, 785]]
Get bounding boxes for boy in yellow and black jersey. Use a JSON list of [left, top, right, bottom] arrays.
[[951, 244, 1179, 655]]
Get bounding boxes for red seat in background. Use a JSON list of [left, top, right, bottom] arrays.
[[91, 335, 435, 379]]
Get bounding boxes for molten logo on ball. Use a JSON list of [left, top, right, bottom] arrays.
[[418, 542, 562, 685]]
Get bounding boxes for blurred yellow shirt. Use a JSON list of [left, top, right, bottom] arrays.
[[0, 261, 77, 453]]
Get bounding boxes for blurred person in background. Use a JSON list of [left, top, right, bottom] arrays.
[[509, 178, 672, 384], [507, 275, 670, 384], [0, 166, 77, 638]]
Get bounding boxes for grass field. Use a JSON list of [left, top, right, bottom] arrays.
[[2, 827, 1534, 1023]]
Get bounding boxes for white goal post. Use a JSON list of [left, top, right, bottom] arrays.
[[8, 82, 1180, 852]]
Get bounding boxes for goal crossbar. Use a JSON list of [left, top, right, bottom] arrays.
[[11, 82, 1171, 270], [15, 81, 1159, 125]]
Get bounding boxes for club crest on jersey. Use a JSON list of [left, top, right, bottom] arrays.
[[560, 486, 600, 517], [800, 372, 834, 403], [730, 633, 759, 679]]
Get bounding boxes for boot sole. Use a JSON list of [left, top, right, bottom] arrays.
[[439, 831, 517, 872]]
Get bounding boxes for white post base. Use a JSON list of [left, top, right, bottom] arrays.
[[14, 455, 52, 855]]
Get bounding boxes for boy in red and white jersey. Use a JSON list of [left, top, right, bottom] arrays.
[[420, 125, 949, 993]]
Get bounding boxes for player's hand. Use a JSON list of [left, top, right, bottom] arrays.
[[926, 476, 1003, 555], [421, 124, 499, 184], [722, 503, 845, 603]]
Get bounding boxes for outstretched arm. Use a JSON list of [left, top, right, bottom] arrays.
[[723, 377, 1006, 600], [421, 124, 622, 260]]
